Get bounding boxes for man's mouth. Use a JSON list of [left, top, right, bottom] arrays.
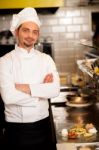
[[26, 38, 34, 43]]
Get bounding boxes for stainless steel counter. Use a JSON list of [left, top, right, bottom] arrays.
[[51, 102, 99, 149]]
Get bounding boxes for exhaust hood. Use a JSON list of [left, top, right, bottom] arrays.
[[0, 7, 59, 15], [0, 0, 64, 14], [0, 0, 64, 8]]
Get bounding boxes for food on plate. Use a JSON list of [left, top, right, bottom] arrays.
[[68, 130, 78, 139], [61, 123, 97, 139], [68, 125, 86, 136], [83, 132, 93, 137]]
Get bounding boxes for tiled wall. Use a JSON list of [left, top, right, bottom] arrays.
[[0, 5, 99, 75]]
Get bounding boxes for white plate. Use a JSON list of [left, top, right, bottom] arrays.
[[66, 101, 93, 107]]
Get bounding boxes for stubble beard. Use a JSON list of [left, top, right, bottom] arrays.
[[23, 41, 34, 49]]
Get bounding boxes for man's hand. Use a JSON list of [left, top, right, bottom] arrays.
[[43, 73, 53, 83], [15, 84, 31, 95]]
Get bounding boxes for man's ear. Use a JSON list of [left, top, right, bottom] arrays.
[[15, 29, 18, 37]]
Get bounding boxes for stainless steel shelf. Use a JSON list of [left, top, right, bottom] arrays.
[[77, 59, 96, 78], [85, 52, 99, 59]]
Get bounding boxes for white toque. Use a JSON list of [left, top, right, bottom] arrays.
[[10, 7, 41, 35]]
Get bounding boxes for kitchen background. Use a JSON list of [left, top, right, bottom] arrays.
[[0, 0, 99, 83]]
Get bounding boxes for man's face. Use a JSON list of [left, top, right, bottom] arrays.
[[15, 21, 39, 50]]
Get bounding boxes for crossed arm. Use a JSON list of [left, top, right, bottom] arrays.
[[15, 73, 53, 95]]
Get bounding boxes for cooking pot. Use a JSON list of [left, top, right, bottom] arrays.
[[67, 95, 90, 104], [66, 92, 96, 104]]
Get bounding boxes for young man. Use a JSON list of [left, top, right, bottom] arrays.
[[0, 7, 60, 150]]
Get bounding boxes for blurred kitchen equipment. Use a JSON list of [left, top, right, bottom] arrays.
[[35, 36, 54, 59], [71, 74, 85, 87], [0, 30, 15, 45], [67, 95, 90, 104], [66, 106, 90, 124], [66, 87, 96, 107], [79, 38, 99, 58], [59, 72, 71, 86], [0, 30, 15, 57]]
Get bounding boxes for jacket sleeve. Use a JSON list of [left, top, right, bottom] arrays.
[[0, 57, 32, 105], [29, 56, 60, 98]]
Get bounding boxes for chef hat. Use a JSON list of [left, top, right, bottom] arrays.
[[10, 7, 41, 35]]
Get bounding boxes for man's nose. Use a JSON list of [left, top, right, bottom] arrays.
[[28, 31, 33, 37]]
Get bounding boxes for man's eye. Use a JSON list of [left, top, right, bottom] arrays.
[[33, 31, 39, 35], [23, 29, 29, 32]]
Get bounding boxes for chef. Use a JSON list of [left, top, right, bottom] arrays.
[[0, 7, 60, 150]]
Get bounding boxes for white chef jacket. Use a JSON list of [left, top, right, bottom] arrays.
[[0, 45, 60, 123]]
